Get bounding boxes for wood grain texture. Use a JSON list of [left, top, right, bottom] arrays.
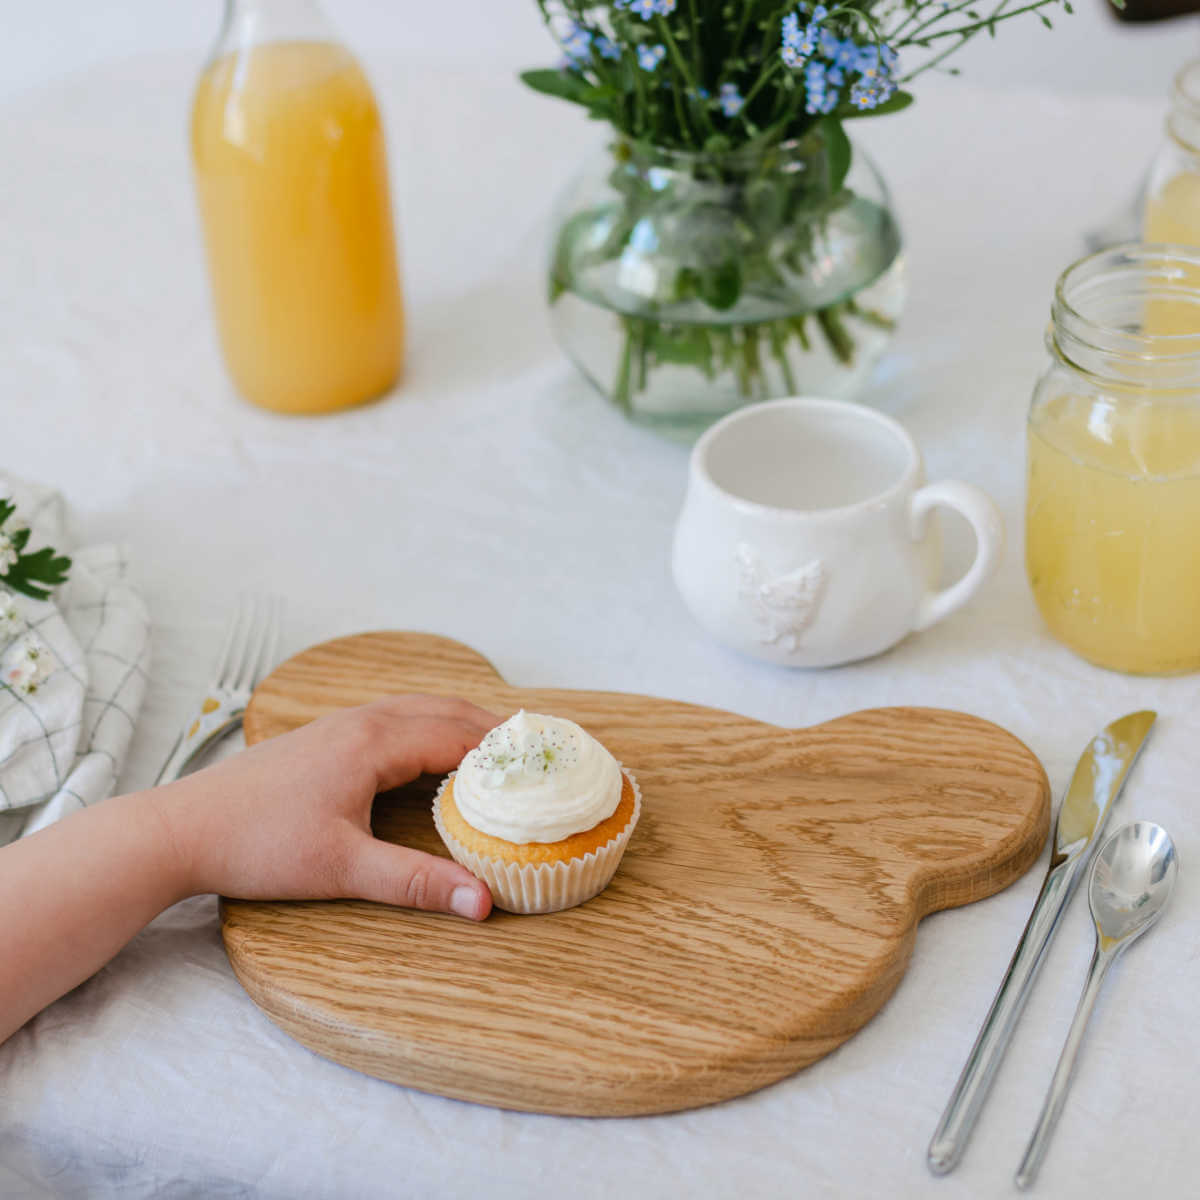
[[221, 631, 1051, 1117]]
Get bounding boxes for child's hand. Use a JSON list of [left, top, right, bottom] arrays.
[[157, 695, 498, 920]]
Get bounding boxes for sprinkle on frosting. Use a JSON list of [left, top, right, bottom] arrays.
[[453, 710, 622, 844]]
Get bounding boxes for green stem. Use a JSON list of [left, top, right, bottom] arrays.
[[685, 0, 703, 80], [657, 16, 714, 138], [769, 322, 799, 393], [727, 1, 757, 62], [733, 328, 753, 396], [614, 319, 636, 414], [743, 325, 764, 395], [739, 57, 785, 113], [789, 315, 811, 351], [890, 0, 978, 43], [816, 305, 856, 364], [901, 0, 1058, 50], [845, 298, 896, 331]]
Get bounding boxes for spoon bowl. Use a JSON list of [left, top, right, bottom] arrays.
[[1090, 821, 1178, 949], [1016, 821, 1178, 1189]]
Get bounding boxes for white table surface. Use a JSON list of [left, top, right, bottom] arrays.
[[3, 4, 1200, 1197]]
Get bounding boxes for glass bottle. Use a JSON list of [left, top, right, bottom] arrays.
[[1026, 243, 1200, 674], [191, 0, 404, 414], [1144, 59, 1200, 247]]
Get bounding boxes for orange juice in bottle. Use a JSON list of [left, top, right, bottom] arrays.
[[191, 1, 404, 414]]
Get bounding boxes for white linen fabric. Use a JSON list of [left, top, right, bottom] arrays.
[[2, 10, 1200, 1200], [0, 475, 150, 845]]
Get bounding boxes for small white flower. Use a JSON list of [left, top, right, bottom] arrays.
[[0, 533, 17, 578], [3, 634, 53, 695], [0, 591, 20, 641]]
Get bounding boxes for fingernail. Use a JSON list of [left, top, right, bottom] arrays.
[[451, 885, 481, 919]]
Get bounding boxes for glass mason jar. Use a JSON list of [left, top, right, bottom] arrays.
[[191, 0, 405, 414], [547, 129, 905, 440], [1026, 243, 1200, 674], [1144, 59, 1200, 247]]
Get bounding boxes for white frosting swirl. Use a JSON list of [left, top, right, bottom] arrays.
[[453, 710, 622, 844]]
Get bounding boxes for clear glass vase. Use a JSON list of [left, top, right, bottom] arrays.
[[547, 129, 905, 439]]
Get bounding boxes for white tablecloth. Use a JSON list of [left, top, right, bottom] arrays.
[[2, 9, 1200, 1197]]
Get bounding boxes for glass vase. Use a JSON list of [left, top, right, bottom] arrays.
[[547, 128, 905, 439]]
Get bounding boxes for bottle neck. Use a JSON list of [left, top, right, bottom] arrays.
[[217, 0, 334, 53], [1050, 244, 1200, 392], [1167, 59, 1200, 157]]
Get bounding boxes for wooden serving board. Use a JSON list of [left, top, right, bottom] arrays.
[[221, 631, 1050, 1117]]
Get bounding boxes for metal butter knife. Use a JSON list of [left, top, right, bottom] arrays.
[[926, 710, 1157, 1176]]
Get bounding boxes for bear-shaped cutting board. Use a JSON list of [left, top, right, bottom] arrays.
[[220, 632, 1049, 1117]]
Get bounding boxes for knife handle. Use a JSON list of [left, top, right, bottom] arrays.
[[927, 861, 1078, 1175]]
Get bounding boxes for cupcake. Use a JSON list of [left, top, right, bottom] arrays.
[[433, 709, 641, 915]]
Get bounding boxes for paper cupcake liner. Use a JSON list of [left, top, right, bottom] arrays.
[[432, 768, 642, 915]]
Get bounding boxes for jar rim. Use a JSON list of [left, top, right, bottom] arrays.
[[1051, 243, 1200, 388]]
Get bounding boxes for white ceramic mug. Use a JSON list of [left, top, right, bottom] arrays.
[[671, 397, 1003, 667]]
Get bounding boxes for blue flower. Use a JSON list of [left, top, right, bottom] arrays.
[[637, 43, 666, 71], [781, 4, 826, 66], [655, 0, 678, 12], [849, 75, 897, 110], [561, 23, 592, 66], [804, 60, 829, 90], [627, 0, 658, 18], [817, 28, 841, 60], [804, 59, 841, 114], [829, 38, 859, 72], [855, 43, 899, 80], [806, 89, 838, 115], [594, 35, 621, 61], [718, 82, 744, 117]]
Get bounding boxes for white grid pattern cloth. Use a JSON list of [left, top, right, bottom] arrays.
[[0, 475, 150, 845]]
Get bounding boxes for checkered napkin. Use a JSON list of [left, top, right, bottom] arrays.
[[0, 476, 151, 846]]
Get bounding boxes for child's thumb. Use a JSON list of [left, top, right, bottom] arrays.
[[342, 836, 491, 920]]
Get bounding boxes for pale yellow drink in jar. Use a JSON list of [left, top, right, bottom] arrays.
[[1144, 174, 1200, 335], [191, 41, 404, 413], [1145, 172, 1200, 246], [1026, 393, 1200, 673]]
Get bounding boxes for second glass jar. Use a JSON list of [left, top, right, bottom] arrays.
[[1026, 243, 1200, 674]]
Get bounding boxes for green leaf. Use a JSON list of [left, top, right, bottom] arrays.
[[821, 117, 852, 194], [519, 69, 614, 120], [841, 90, 915, 120], [699, 259, 742, 311], [3, 548, 72, 601]]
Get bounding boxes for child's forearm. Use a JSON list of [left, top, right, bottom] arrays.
[[0, 788, 191, 1044], [0, 697, 497, 1046]]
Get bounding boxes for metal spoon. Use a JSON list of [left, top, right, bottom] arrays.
[[1015, 821, 1178, 1190]]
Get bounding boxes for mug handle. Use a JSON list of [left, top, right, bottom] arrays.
[[909, 482, 1004, 632]]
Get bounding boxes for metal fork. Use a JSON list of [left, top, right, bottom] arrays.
[[155, 594, 283, 785]]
